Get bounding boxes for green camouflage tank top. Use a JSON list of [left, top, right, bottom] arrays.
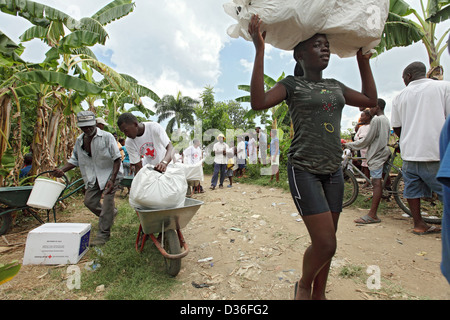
[[279, 76, 346, 175]]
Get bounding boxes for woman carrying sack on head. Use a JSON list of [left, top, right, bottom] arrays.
[[247, 14, 378, 300]]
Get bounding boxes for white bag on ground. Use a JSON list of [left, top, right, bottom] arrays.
[[223, 0, 389, 57], [129, 164, 187, 209]]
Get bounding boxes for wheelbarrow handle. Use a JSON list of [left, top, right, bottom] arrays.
[[36, 170, 69, 188]]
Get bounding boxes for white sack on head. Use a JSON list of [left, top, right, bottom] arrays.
[[129, 164, 187, 210], [224, 0, 335, 52], [323, 1, 390, 57], [223, 0, 389, 57]]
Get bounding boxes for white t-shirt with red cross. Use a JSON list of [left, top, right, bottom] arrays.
[[125, 122, 171, 166], [183, 145, 202, 165]]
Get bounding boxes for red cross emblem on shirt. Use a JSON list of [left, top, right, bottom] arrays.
[[145, 148, 155, 157], [140, 142, 156, 160]]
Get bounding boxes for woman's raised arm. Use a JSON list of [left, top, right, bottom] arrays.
[[248, 14, 286, 111], [344, 48, 378, 108]]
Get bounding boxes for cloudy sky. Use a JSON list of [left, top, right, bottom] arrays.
[[1, 0, 450, 131]]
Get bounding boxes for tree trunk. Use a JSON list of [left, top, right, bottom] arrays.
[[0, 90, 12, 186]]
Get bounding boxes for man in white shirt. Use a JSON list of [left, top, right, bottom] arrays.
[[117, 113, 173, 174], [210, 134, 229, 190], [391, 61, 450, 235], [236, 135, 247, 177], [183, 139, 203, 165], [256, 126, 268, 165], [183, 139, 204, 193], [52, 111, 122, 246], [248, 132, 257, 164]]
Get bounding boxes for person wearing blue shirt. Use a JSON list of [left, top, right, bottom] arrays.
[[436, 37, 450, 284], [438, 102, 450, 284], [19, 153, 33, 179]]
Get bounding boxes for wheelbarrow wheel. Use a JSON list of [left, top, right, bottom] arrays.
[[163, 229, 182, 277], [0, 210, 12, 236]]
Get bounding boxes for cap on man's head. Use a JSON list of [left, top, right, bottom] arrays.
[[96, 117, 107, 126], [77, 111, 96, 127]]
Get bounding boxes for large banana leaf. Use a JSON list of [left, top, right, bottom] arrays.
[[0, 0, 81, 30], [91, 0, 135, 26], [0, 31, 25, 65], [427, 0, 450, 22], [15, 70, 103, 95]]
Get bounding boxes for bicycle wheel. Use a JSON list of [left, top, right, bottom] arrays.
[[392, 172, 442, 224], [343, 169, 358, 207]]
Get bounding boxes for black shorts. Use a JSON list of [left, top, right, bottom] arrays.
[[287, 162, 344, 216]]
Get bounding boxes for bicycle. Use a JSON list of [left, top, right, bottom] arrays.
[[342, 144, 442, 224]]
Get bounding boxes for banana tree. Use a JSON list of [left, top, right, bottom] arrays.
[[237, 72, 292, 137], [0, 0, 160, 180], [100, 73, 159, 132], [375, 0, 450, 78]]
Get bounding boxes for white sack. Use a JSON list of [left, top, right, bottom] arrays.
[[224, 0, 389, 57], [224, 0, 335, 52], [170, 162, 204, 182], [129, 164, 187, 210], [323, 1, 390, 57]]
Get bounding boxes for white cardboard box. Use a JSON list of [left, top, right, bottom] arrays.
[[23, 223, 91, 265]]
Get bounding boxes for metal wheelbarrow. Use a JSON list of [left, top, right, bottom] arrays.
[[0, 171, 85, 236], [134, 198, 203, 277]]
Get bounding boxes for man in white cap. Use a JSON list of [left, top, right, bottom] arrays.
[[210, 133, 229, 190], [95, 117, 107, 130], [52, 111, 123, 246]]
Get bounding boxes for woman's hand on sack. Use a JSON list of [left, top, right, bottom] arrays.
[[356, 48, 373, 62], [248, 14, 266, 51]]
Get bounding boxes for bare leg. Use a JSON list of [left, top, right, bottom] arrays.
[[408, 198, 433, 233], [295, 211, 338, 300], [310, 211, 340, 300]]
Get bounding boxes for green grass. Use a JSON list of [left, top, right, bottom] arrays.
[[80, 200, 179, 300]]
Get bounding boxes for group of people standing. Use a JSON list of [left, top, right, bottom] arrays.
[[209, 127, 280, 190]]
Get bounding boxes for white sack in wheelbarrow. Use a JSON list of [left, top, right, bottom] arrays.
[[223, 0, 389, 58], [129, 164, 187, 210]]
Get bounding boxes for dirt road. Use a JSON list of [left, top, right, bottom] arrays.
[[1, 175, 449, 300]]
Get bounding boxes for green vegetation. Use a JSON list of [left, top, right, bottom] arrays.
[[80, 199, 178, 300]]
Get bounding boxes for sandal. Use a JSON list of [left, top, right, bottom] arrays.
[[354, 214, 381, 224], [412, 225, 441, 235]]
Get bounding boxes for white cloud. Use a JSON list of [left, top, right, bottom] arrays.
[[99, 0, 232, 100], [239, 58, 253, 74]]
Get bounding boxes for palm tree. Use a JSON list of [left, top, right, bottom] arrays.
[[154, 91, 198, 135], [375, 0, 450, 78]]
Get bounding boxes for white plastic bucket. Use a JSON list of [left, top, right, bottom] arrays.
[[27, 178, 66, 209]]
